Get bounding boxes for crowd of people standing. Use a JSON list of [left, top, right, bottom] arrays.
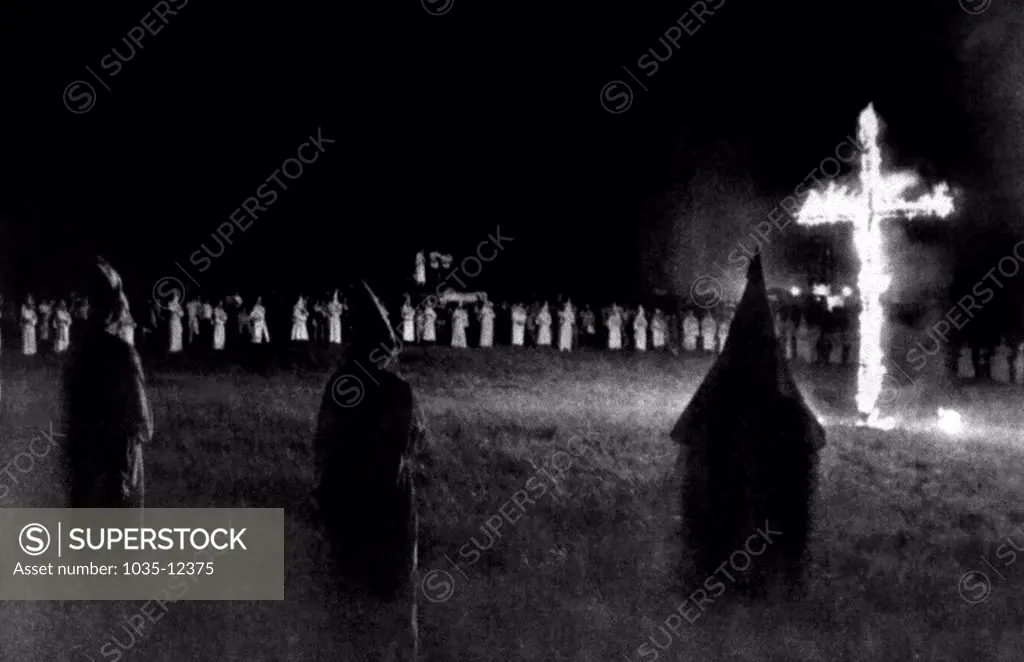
[[0, 287, 844, 362], [6, 285, 1024, 386], [1, 290, 743, 357]]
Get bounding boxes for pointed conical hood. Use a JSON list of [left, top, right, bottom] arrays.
[[672, 254, 823, 449], [87, 256, 130, 329]]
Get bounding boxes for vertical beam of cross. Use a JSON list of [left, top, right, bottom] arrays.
[[796, 103, 956, 426]]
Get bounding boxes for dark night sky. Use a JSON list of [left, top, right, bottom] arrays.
[[0, 0, 1020, 326]]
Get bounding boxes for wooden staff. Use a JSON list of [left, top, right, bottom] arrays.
[[401, 401, 428, 662]]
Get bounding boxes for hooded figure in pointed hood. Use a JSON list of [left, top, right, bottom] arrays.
[[312, 280, 428, 658], [313, 280, 426, 599], [63, 257, 153, 509], [672, 254, 824, 597]]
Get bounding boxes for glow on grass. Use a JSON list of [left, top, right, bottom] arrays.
[[937, 408, 963, 435], [796, 103, 956, 428]]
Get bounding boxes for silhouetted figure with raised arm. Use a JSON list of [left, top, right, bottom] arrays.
[[312, 279, 428, 660], [63, 257, 153, 509]]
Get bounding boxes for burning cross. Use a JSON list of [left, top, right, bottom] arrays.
[[796, 103, 956, 428]]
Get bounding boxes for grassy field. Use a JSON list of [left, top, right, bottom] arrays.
[[1, 345, 1024, 661]]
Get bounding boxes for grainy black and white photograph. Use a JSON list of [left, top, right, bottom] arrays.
[[0, 0, 1022, 658]]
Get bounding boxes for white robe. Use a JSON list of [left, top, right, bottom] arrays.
[[536, 311, 552, 347], [55, 310, 72, 353], [633, 316, 647, 352], [652, 318, 666, 349], [451, 309, 469, 348], [423, 309, 437, 343], [511, 309, 526, 346], [401, 305, 416, 343], [21, 307, 37, 356], [700, 316, 716, 352], [682, 316, 699, 352], [558, 310, 574, 352], [291, 307, 309, 341], [251, 306, 270, 344], [213, 309, 227, 350], [327, 302, 343, 344], [169, 302, 184, 353], [479, 307, 495, 348], [607, 314, 622, 350]]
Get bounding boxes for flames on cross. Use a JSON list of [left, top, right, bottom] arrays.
[[796, 103, 958, 430]]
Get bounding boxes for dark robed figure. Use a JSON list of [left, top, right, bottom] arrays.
[[313, 280, 427, 596], [672, 254, 825, 596], [63, 258, 153, 508]]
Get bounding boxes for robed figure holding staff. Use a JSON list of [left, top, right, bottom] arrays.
[[312, 279, 428, 660], [63, 257, 153, 509]]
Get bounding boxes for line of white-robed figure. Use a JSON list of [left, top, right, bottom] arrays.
[[955, 340, 1024, 385], [7, 286, 735, 358], [19, 284, 1024, 385], [9, 290, 349, 355], [158, 290, 347, 353], [7, 289, 738, 361], [395, 296, 734, 354], [12, 294, 76, 356]]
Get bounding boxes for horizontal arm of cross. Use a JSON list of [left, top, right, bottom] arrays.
[[795, 186, 864, 226], [874, 200, 956, 220], [797, 213, 858, 226]]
